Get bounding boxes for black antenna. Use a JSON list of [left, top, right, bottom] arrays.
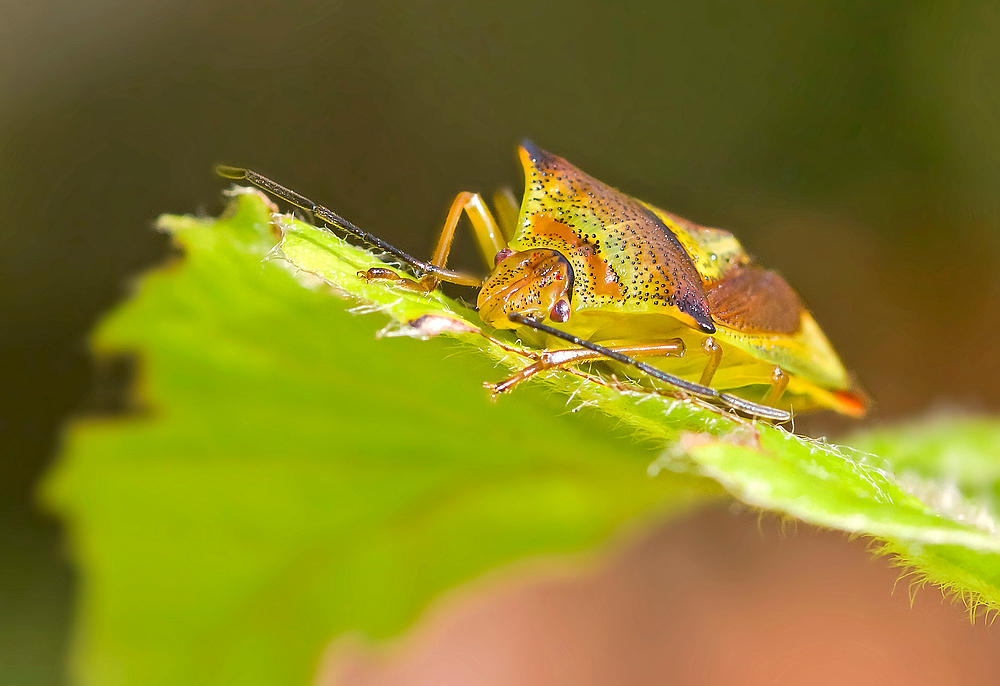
[[508, 313, 791, 422], [216, 166, 476, 285]]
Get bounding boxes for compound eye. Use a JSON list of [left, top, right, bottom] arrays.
[[550, 299, 571, 323], [494, 248, 515, 266]]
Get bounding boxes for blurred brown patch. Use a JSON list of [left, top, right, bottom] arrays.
[[319, 507, 1000, 686]]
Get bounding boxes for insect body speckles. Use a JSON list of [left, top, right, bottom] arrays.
[[505, 142, 715, 334]]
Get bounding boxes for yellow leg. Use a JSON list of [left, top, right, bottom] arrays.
[[487, 340, 685, 395], [491, 187, 521, 241], [430, 192, 506, 273], [763, 366, 789, 406], [699, 336, 722, 387], [362, 191, 506, 292]]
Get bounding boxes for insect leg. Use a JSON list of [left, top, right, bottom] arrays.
[[509, 314, 791, 421], [762, 366, 789, 406], [433, 192, 507, 278], [487, 340, 685, 395], [699, 336, 723, 386], [491, 187, 521, 241], [508, 314, 717, 400], [216, 166, 481, 288], [361, 192, 505, 293]]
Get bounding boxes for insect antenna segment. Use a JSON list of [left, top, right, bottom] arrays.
[[508, 313, 792, 422], [215, 166, 479, 286]]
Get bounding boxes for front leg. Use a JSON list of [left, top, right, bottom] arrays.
[[487, 340, 686, 395], [359, 191, 505, 292], [358, 267, 441, 293]]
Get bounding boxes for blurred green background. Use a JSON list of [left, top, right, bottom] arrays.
[[2, 1, 999, 683]]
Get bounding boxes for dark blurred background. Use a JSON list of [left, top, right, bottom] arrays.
[[2, 1, 998, 683]]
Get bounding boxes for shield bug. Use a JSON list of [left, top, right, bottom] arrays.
[[218, 141, 867, 421]]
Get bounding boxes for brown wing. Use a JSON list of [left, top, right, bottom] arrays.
[[706, 266, 803, 334]]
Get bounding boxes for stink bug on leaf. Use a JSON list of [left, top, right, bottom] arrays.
[[218, 141, 868, 421]]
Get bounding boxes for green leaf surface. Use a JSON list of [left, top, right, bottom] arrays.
[[41, 191, 722, 686], [849, 418, 1000, 612], [273, 191, 1000, 551], [43, 191, 1000, 684]]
